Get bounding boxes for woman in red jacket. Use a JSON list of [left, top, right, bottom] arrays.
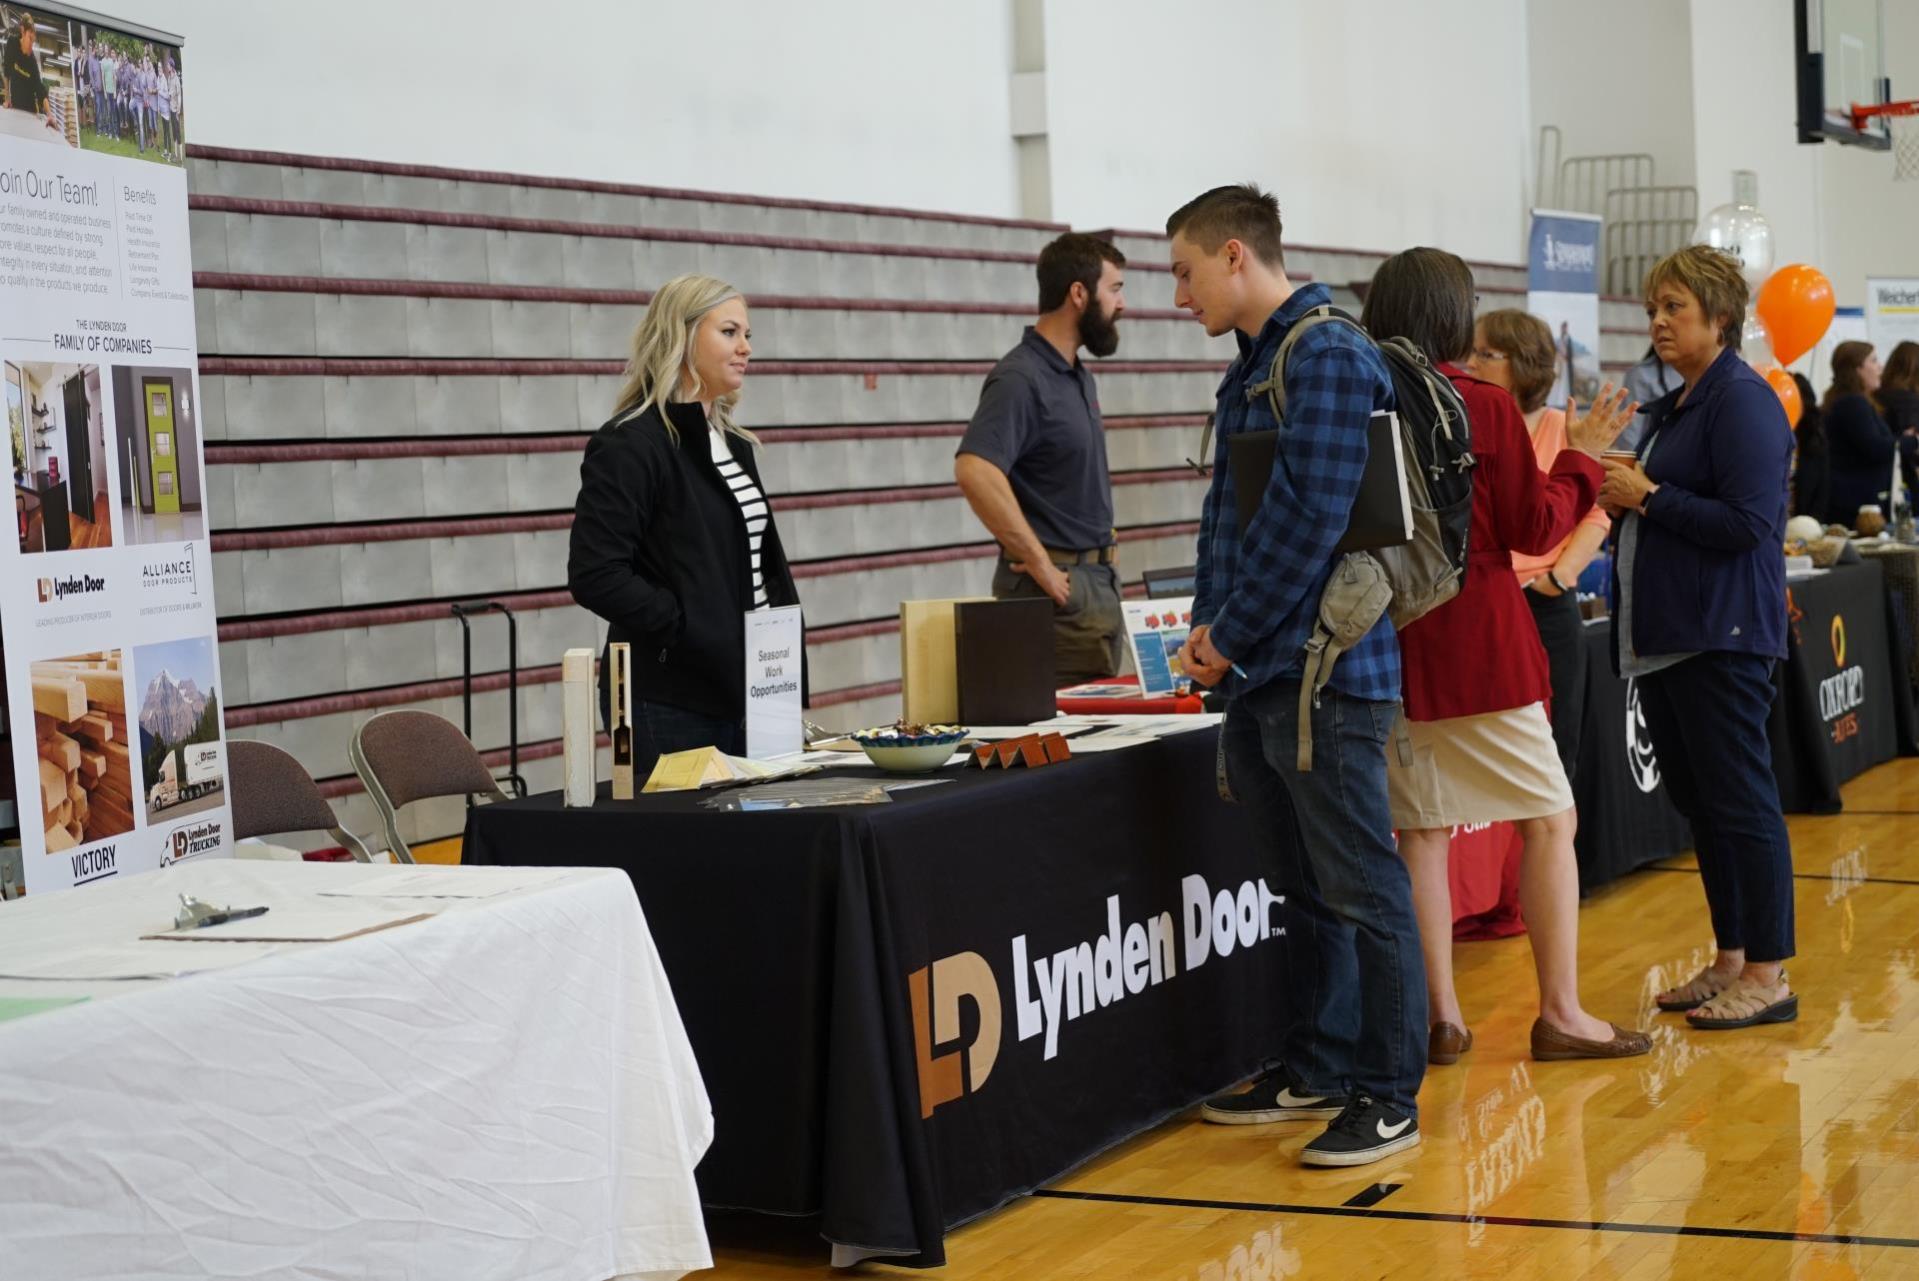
[[1361, 248, 1649, 1064]]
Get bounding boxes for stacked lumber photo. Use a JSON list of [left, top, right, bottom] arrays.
[[29, 652, 134, 852]]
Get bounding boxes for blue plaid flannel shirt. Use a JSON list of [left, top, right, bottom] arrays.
[[1192, 283, 1401, 702]]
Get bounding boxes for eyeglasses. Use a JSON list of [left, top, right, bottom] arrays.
[[1471, 348, 1510, 364]]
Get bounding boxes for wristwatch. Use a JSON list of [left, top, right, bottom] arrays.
[[1547, 569, 1573, 594]]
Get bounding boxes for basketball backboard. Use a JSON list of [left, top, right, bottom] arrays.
[[1797, 0, 1893, 148]]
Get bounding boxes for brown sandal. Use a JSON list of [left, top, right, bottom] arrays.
[[1686, 975, 1798, 1030], [1655, 967, 1734, 1013]]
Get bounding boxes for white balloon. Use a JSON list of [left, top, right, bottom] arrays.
[[1741, 310, 1776, 368], [1697, 203, 1775, 285]]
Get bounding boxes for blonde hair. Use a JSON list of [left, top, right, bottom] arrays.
[[1643, 245, 1748, 351], [610, 274, 756, 445]]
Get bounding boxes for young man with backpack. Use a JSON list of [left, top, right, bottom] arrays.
[[1168, 184, 1430, 1167]]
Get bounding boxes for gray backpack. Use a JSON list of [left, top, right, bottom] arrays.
[[1249, 307, 1476, 770]]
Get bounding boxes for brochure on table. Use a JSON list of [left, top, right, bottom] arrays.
[[0, 4, 229, 894], [1123, 597, 1193, 695]]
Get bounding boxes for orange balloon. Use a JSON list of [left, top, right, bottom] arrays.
[[1765, 365, 1803, 428], [1756, 264, 1836, 367]]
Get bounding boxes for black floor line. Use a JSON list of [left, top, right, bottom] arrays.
[[1341, 1183, 1402, 1209], [1644, 863, 1919, 889], [1030, 1188, 1919, 1250]]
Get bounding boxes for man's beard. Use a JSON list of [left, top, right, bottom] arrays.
[[1079, 301, 1121, 358]]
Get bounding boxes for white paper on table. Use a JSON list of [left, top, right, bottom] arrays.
[[1060, 736, 1158, 753], [145, 905, 433, 943], [317, 869, 567, 900], [0, 941, 288, 981], [745, 606, 806, 759]]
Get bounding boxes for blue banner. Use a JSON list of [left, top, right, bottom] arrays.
[[1528, 212, 1601, 294]]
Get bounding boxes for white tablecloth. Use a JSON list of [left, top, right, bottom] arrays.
[[0, 862, 712, 1281]]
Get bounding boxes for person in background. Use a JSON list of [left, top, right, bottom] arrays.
[[2, 10, 54, 130], [1821, 341, 1893, 527], [1367, 253, 1647, 1068], [155, 50, 173, 159], [1166, 184, 1427, 1168], [1599, 244, 1797, 1031], [165, 53, 182, 156], [99, 42, 115, 139], [1619, 343, 1680, 452], [1790, 371, 1829, 521], [1465, 309, 1611, 783], [956, 233, 1128, 687], [1880, 341, 1919, 502], [568, 274, 802, 777]]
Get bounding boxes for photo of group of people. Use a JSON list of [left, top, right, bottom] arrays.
[[6, 359, 207, 555], [1, 6, 182, 166]]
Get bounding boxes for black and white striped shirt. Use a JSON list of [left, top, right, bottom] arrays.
[[709, 424, 771, 611]]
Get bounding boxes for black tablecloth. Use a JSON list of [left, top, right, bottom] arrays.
[[464, 731, 1288, 1267], [1571, 619, 1693, 891], [1772, 561, 1919, 813]]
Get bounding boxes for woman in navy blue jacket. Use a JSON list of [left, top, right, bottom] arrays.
[[1599, 245, 1798, 1032]]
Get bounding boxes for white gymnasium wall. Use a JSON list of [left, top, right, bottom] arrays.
[[1040, 0, 1536, 265], [93, 0, 1024, 219], [1527, 0, 1698, 191]]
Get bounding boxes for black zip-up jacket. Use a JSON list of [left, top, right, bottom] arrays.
[[568, 400, 803, 721]]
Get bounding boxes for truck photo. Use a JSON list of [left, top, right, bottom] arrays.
[[148, 743, 224, 811]]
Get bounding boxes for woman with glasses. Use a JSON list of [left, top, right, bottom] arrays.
[[1464, 310, 1611, 783]]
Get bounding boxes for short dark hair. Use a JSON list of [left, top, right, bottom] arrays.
[[1036, 233, 1125, 314], [1476, 309, 1558, 412], [1164, 184, 1286, 269], [1361, 247, 1477, 364]]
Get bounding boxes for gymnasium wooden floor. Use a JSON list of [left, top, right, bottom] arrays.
[[706, 757, 1919, 1279]]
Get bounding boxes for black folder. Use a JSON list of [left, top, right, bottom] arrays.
[[954, 598, 1058, 725], [1228, 410, 1413, 551]]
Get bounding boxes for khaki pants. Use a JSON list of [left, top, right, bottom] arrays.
[[992, 554, 1125, 687]]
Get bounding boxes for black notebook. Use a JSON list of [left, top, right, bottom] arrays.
[[953, 598, 1058, 725], [1228, 411, 1413, 552]]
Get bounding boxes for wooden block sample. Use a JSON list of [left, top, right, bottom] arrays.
[[39, 730, 81, 773], [1040, 732, 1073, 763], [45, 825, 76, 853], [39, 758, 65, 818], [971, 743, 998, 769], [80, 753, 105, 785], [1018, 736, 1049, 768], [32, 676, 86, 723], [67, 714, 113, 744]]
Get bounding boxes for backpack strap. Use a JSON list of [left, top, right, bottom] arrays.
[[1244, 305, 1364, 422]]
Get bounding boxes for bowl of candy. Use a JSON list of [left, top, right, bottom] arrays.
[[849, 721, 969, 773]]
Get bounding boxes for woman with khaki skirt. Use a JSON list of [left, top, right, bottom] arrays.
[[1360, 248, 1650, 1064]]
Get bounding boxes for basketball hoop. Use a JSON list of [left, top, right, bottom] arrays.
[[1851, 100, 1919, 181]]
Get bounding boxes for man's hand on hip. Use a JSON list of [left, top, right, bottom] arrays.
[[1011, 558, 1072, 607]]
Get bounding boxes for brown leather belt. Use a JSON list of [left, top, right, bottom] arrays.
[[1038, 544, 1117, 566]]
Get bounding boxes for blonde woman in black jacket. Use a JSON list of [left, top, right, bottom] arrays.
[[568, 274, 802, 771]]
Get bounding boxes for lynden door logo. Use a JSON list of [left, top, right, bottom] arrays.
[[910, 952, 1001, 1119], [161, 820, 223, 866], [909, 875, 1283, 1118], [37, 573, 107, 605], [141, 542, 200, 595], [1624, 678, 1661, 793]]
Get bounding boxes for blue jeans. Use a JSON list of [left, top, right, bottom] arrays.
[[1635, 653, 1795, 962], [1221, 677, 1427, 1116]]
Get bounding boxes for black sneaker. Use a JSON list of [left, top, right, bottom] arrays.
[[1299, 1095, 1420, 1166], [1200, 1067, 1348, 1125]]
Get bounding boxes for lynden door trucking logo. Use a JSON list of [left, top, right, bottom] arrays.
[[160, 820, 223, 866], [909, 874, 1284, 1117], [37, 573, 107, 604], [1820, 612, 1865, 745]]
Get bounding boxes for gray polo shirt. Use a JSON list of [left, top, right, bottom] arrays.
[[957, 326, 1115, 552]]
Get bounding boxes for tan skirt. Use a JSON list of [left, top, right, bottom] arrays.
[[1386, 701, 1574, 830]]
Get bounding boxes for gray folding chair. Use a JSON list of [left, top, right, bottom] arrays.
[[228, 740, 376, 862], [349, 711, 510, 865]]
